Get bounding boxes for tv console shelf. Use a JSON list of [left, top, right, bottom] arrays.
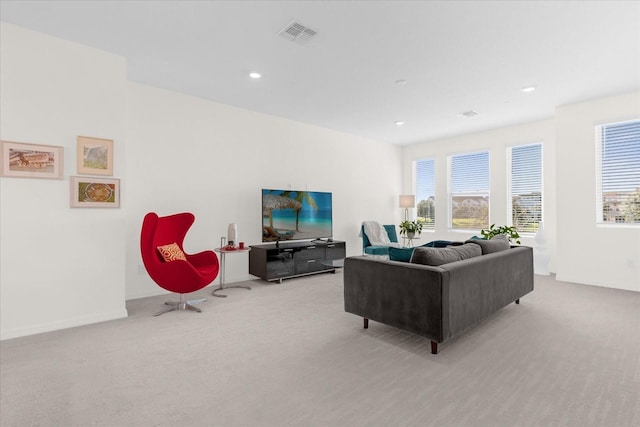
[[249, 240, 346, 283]]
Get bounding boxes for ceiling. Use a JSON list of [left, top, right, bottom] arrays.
[[1, 0, 639, 145]]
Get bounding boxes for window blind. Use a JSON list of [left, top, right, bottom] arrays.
[[509, 143, 542, 233], [597, 120, 640, 224], [448, 151, 489, 230], [415, 159, 435, 230]]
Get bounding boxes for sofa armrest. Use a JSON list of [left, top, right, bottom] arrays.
[[344, 256, 448, 342], [441, 246, 534, 338]]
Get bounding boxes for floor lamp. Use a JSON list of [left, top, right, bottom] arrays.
[[399, 195, 415, 221]]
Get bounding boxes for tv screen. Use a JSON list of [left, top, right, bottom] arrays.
[[262, 189, 332, 242]]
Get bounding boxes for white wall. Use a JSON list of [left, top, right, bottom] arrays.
[[555, 92, 640, 291], [0, 23, 128, 340], [0, 23, 402, 339], [124, 83, 402, 299], [402, 119, 558, 272]]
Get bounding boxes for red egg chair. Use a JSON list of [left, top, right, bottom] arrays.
[[140, 212, 219, 316]]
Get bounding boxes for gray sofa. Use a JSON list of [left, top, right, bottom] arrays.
[[343, 245, 534, 354]]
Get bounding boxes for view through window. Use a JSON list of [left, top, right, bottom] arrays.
[[597, 119, 640, 225], [448, 151, 490, 230], [415, 159, 435, 230], [508, 143, 542, 233]]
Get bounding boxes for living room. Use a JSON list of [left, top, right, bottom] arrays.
[[0, 1, 638, 425]]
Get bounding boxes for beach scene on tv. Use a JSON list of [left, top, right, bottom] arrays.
[[262, 189, 333, 242]]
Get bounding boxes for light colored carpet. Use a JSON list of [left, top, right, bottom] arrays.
[[1, 272, 638, 427]]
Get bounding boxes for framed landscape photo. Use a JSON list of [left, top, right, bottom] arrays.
[[77, 136, 113, 176], [70, 176, 120, 208], [0, 140, 64, 179]]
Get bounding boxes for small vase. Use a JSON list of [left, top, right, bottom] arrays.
[[407, 231, 415, 239], [227, 223, 237, 247]]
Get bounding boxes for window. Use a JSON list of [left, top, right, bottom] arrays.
[[415, 159, 435, 230], [448, 151, 490, 230], [596, 119, 640, 225], [508, 143, 543, 233]]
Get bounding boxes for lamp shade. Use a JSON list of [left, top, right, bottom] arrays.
[[399, 195, 415, 208]]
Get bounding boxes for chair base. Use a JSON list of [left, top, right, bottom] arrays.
[[154, 295, 206, 316]]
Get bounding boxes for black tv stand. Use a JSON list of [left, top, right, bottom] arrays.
[[311, 238, 331, 243], [249, 240, 346, 283]]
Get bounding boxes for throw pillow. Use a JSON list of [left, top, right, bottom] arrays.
[[389, 247, 415, 262], [157, 242, 187, 262], [465, 235, 510, 254], [389, 241, 456, 262], [410, 243, 481, 266]]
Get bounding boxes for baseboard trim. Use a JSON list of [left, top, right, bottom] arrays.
[[0, 308, 129, 341], [554, 274, 639, 292]]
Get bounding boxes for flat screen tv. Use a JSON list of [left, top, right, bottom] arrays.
[[262, 189, 333, 243]]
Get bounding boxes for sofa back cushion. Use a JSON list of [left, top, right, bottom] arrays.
[[410, 243, 481, 266], [465, 234, 510, 254]]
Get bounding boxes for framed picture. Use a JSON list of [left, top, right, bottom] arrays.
[[0, 140, 64, 179], [77, 136, 113, 176], [70, 176, 120, 208]]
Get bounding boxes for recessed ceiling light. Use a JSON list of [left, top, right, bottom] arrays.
[[394, 79, 408, 85], [457, 110, 479, 118], [395, 121, 406, 126], [521, 85, 536, 93], [249, 72, 262, 79]]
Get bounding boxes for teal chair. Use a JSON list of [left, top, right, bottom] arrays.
[[361, 224, 398, 256]]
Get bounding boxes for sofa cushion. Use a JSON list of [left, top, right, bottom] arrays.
[[388, 247, 414, 262], [410, 243, 482, 266], [389, 240, 455, 262], [466, 234, 510, 254]]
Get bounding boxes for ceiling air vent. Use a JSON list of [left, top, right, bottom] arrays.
[[279, 20, 317, 44]]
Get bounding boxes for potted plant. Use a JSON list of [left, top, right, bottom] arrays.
[[399, 220, 423, 239], [480, 224, 521, 244]]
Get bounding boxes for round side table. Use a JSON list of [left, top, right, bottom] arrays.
[[212, 247, 251, 298]]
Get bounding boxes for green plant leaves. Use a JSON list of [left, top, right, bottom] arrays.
[[399, 220, 423, 235], [480, 224, 521, 244]]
